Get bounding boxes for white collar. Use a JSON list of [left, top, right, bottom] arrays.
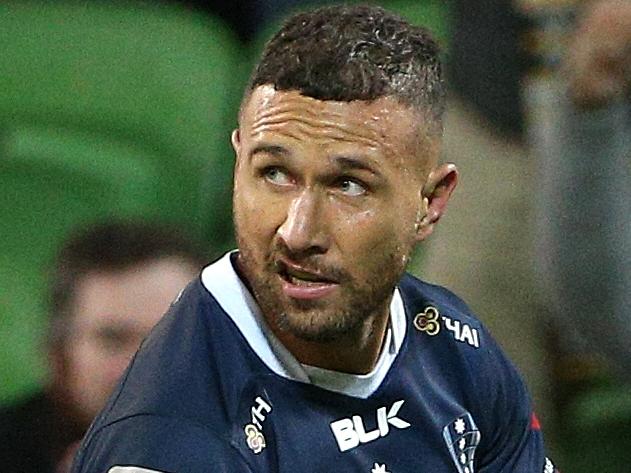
[[201, 251, 406, 398]]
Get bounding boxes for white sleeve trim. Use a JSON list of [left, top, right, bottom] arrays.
[[108, 467, 167, 473]]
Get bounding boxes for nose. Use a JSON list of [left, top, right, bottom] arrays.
[[277, 190, 329, 255]]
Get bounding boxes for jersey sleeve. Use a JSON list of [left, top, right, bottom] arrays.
[[472, 328, 559, 473], [71, 414, 253, 473]]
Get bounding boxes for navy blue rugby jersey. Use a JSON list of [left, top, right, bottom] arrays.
[[72, 253, 557, 473]]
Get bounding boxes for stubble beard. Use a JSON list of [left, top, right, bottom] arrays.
[[236, 234, 411, 343]]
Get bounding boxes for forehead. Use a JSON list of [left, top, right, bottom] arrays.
[[71, 259, 195, 330], [240, 85, 424, 158]]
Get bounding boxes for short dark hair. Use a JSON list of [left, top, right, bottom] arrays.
[[247, 4, 445, 134], [48, 220, 206, 344]]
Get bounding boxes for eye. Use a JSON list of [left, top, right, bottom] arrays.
[[338, 178, 367, 197], [95, 327, 135, 354], [263, 166, 292, 186]]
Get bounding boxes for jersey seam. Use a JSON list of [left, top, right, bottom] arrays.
[[92, 412, 228, 442], [80, 412, 253, 472]]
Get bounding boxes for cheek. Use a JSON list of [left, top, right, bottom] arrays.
[[63, 342, 105, 407], [331, 206, 415, 254], [234, 175, 283, 240], [234, 201, 278, 253], [69, 339, 102, 379], [68, 339, 124, 381], [68, 342, 132, 398], [333, 209, 375, 237]]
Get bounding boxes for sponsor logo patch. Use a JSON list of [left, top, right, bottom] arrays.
[[244, 396, 272, 454], [414, 306, 441, 336], [244, 423, 266, 454], [414, 307, 481, 348], [330, 400, 411, 452], [442, 316, 480, 348]]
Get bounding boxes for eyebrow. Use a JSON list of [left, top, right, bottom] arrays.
[[332, 156, 382, 176], [249, 144, 289, 159], [248, 145, 382, 177]]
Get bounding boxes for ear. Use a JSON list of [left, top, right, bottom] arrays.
[[415, 163, 459, 241], [47, 339, 68, 389], [231, 129, 241, 157]]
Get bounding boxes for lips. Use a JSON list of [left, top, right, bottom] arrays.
[[276, 260, 339, 300]]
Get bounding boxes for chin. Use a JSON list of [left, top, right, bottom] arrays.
[[277, 309, 363, 343]]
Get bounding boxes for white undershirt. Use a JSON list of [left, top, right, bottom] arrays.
[[200, 252, 406, 399]]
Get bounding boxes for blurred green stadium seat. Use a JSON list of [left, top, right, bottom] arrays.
[[379, 0, 451, 51], [561, 382, 631, 472], [0, 0, 240, 240], [0, 1, 242, 402]]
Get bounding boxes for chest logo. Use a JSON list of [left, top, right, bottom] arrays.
[[415, 306, 481, 348], [244, 396, 272, 454], [330, 400, 411, 452], [414, 306, 441, 335], [442, 413, 481, 473]]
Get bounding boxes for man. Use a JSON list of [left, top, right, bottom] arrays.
[[541, 0, 631, 374], [0, 221, 204, 473], [72, 5, 557, 472], [529, 2, 631, 470]]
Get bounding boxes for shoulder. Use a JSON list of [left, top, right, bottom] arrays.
[[73, 413, 252, 473], [398, 274, 546, 467], [90, 277, 257, 441], [399, 273, 483, 350], [399, 272, 523, 376], [398, 273, 533, 425], [391, 277, 554, 473], [72, 278, 262, 472]]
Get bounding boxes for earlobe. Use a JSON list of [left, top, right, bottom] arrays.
[[415, 163, 459, 241]]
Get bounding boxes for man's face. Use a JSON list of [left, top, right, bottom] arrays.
[[55, 258, 196, 429], [233, 86, 437, 342]]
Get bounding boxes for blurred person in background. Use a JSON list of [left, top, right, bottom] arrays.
[[428, 0, 630, 458], [529, 1, 631, 469], [527, 0, 631, 378], [509, 0, 631, 469], [565, 0, 631, 109], [0, 221, 206, 473]]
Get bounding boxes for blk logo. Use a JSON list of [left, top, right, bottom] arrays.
[[330, 400, 411, 452]]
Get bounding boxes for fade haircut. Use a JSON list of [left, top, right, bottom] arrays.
[[48, 220, 206, 345], [247, 4, 445, 134]]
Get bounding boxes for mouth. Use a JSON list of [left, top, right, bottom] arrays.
[[276, 260, 339, 299]]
